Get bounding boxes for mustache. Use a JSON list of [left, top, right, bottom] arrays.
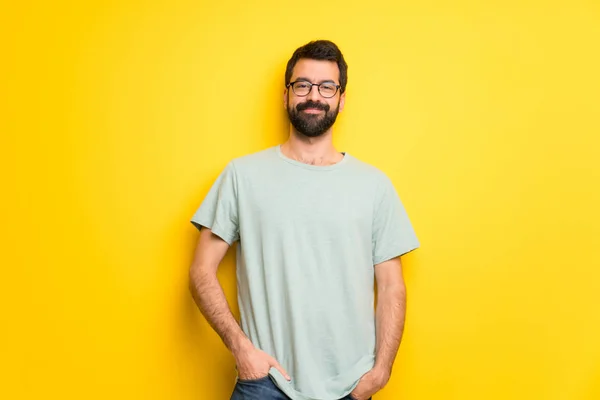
[[296, 101, 330, 112]]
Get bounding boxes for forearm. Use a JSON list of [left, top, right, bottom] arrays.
[[189, 268, 251, 354], [373, 283, 407, 375]]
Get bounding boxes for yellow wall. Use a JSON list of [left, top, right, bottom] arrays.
[[2, 0, 599, 399]]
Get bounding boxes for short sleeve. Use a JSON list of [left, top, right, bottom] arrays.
[[372, 176, 419, 265], [190, 161, 240, 245]]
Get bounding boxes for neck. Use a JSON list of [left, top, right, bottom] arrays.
[[281, 128, 343, 166]]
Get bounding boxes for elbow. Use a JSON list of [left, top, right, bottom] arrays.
[[379, 282, 406, 301], [188, 263, 216, 293], [188, 267, 197, 294], [188, 263, 202, 296]]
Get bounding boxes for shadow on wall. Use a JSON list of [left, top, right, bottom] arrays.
[[268, 61, 291, 144], [173, 58, 291, 396]]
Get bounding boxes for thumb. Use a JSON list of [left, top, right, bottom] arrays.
[[269, 357, 291, 381]]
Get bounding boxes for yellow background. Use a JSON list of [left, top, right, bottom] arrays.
[[2, 0, 599, 399]]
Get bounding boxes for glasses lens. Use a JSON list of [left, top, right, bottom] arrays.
[[292, 82, 311, 96], [319, 83, 337, 98]]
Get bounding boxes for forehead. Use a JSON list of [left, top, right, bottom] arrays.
[[291, 59, 340, 83]]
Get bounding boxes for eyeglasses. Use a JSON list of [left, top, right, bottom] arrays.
[[286, 80, 341, 98]]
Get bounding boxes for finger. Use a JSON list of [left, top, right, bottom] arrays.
[[269, 357, 291, 381]]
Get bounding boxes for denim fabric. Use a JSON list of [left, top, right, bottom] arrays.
[[230, 375, 371, 400], [231, 376, 288, 400]]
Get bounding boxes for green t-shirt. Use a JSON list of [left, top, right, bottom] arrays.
[[191, 145, 419, 400]]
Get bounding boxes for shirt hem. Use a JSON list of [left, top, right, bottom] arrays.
[[268, 356, 374, 400]]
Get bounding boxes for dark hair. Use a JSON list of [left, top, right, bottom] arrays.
[[285, 40, 348, 94]]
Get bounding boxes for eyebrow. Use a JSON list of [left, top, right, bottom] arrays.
[[294, 77, 338, 84]]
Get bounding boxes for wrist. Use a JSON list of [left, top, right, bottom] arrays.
[[229, 334, 253, 358], [370, 364, 391, 387]]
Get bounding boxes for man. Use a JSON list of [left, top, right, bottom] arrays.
[[189, 40, 419, 400]]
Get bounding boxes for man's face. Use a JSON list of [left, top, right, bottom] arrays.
[[284, 59, 346, 138]]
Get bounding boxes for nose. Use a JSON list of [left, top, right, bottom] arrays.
[[306, 84, 321, 101]]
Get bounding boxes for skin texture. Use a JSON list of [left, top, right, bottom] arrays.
[[350, 257, 407, 400], [188, 58, 408, 399]]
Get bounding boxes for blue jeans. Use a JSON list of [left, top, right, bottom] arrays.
[[230, 375, 372, 400]]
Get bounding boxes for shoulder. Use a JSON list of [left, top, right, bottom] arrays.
[[230, 146, 277, 167], [345, 154, 392, 184], [344, 155, 401, 204], [224, 146, 279, 179]]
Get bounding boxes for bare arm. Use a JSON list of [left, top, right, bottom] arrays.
[[188, 227, 250, 354], [350, 256, 406, 399], [188, 227, 291, 380], [373, 256, 407, 378]]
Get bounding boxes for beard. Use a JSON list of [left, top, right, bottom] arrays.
[[287, 99, 340, 138]]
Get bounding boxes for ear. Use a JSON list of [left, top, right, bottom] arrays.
[[338, 91, 346, 113], [283, 88, 289, 109]]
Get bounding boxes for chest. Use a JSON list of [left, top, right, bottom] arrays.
[[238, 173, 374, 236]]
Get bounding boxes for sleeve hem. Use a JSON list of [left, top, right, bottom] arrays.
[[190, 217, 237, 246], [373, 243, 419, 266]]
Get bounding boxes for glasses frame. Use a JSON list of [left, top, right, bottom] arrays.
[[286, 80, 341, 98]]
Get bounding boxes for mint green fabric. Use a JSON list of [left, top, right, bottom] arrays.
[[191, 145, 419, 400]]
